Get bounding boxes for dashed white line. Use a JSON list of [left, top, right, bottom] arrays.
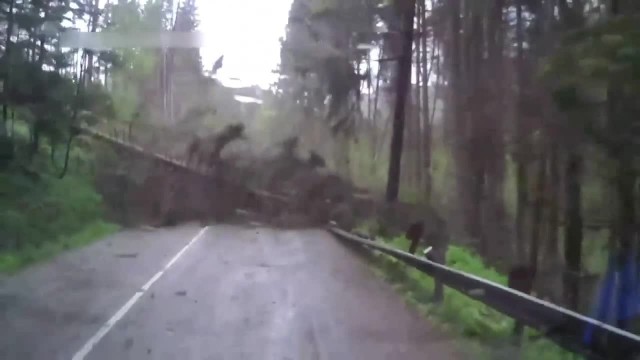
[[71, 226, 209, 360]]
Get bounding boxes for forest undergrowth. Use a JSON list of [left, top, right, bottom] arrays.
[[0, 122, 119, 273], [353, 225, 578, 360]]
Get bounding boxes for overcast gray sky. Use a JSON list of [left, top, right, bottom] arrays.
[[197, 0, 293, 89], [61, 0, 292, 89]]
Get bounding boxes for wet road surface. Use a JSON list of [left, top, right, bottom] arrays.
[[0, 224, 463, 360]]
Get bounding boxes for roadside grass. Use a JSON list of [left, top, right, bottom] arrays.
[[0, 131, 119, 273], [353, 226, 575, 360], [0, 221, 119, 273]]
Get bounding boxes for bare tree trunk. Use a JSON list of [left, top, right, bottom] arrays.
[[530, 150, 546, 270], [2, 0, 16, 134], [515, 0, 529, 263], [10, 109, 15, 138], [454, 2, 473, 238], [58, 133, 74, 179], [385, 0, 417, 203], [556, 0, 586, 313], [544, 139, 562, 301], [370, 49, 383, 168], [104, 65, 109, 89], [421, 0, 432, 203], [29, 124, 41, 160], [50, 141, 56, 163], [413, 1, 423, 189], [402, 90, 415, 188], [469, 7, 487, 254], [563, 151, 583, 310], [85, 0, 101, 84], [482, 0, 507, 260], [367, 53, 372, 124], [616, 153, 636, 271], [608, 2, 637, 276], [448, 0, 464, 229]]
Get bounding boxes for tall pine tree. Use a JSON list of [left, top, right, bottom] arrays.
[[166, 0, 204, 124]]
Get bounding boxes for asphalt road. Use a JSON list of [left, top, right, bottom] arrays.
[[0, 224, 464, 360]]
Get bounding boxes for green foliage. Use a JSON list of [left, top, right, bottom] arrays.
[[111, 71, 141, 122], [0, 0, 125, 275], [278, 0, 383, 133], [354, 218, 384, 235], [582, 228, 609, 274], [551, 85, 581, 111], [346, 132, 456, 208], [4, 56, 114, 151], [0, 131, 118, 272], [110, 0, 143, 30], [430, 141, 456, 207], [174, 0, 199, 30], [142, 0, 166, 30], [0, 166, 106, 244], [348, 137, 388, 191], [79, 83, 116, 124], [543, 15, 640, 155], [545, 16, 640, 87], [105, 0, 164, 125]]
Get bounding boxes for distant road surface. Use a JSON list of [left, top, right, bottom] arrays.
[[0, 224, 464, 360]]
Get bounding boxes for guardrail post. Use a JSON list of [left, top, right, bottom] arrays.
[[423, 245, 446, 303], [507, 265, 537, 344]]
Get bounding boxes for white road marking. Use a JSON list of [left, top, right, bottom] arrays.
[[71, 226, 209, 360], [141, 271, 163, 292]]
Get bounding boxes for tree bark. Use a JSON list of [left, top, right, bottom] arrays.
[[85, 0, 101, 84], [530, 150, 546, 270], [541, 138, 562, 302], [29, 124, 41, 159], [515, 0, 529, 263], [2, 0, 16, 134], [50, 142, 56, 163], [370, 49, 383, 168], [483, 0, 507, 258], [10, 109, 15, 138], [616, 154, 636, 253], [385, 0, 417, 203], [609, 0, 636, 258], [563, 151, 583, 310], [58, 133, 74, 179], [420, 0, 432, 203], [414, 5, 423, 189], [366, 53, 372, 125], [546, 142, 560, 249], [554, 0, 586, 313], [448, 0, 464, 231], [468, 7, 486, 254]]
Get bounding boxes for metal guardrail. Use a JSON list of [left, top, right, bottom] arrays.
[[328, 227, 640, 360]]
